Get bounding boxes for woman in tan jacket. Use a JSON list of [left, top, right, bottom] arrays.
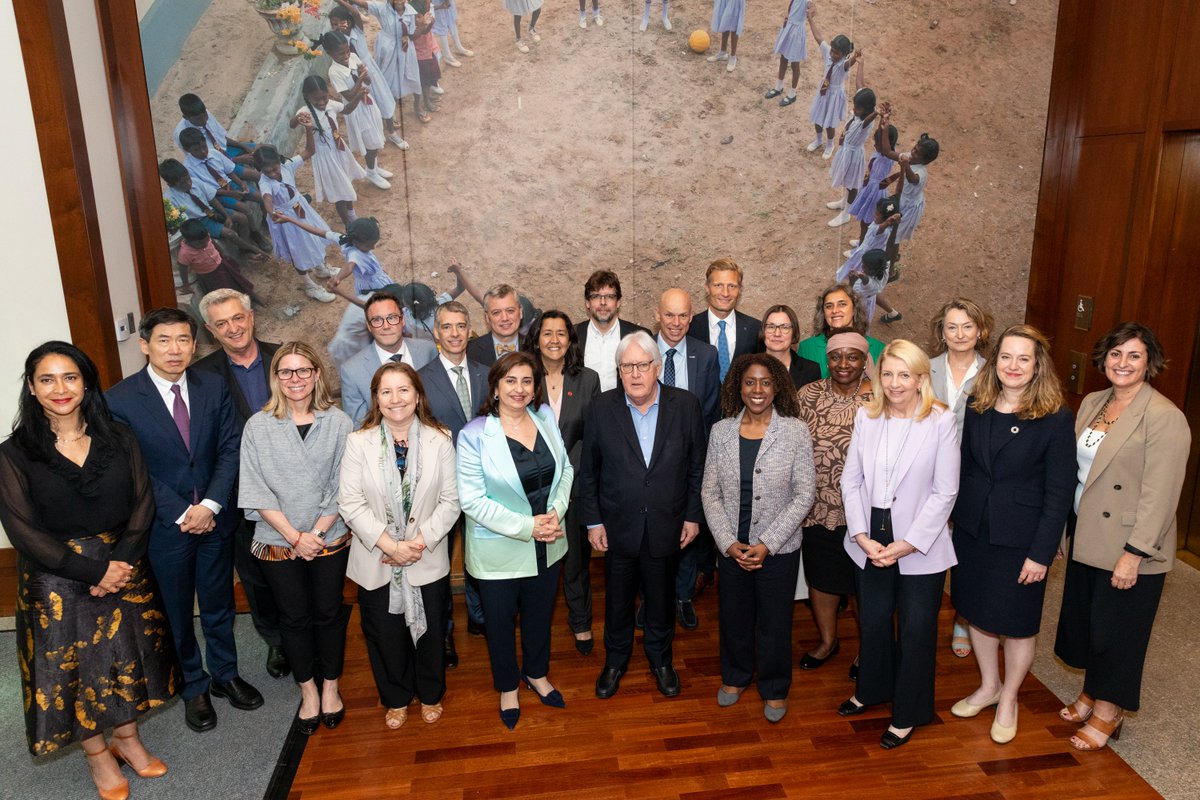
[[1054, 323, 1191, 752]]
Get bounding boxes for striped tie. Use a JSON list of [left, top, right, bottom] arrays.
[[717, 320, 731, 381]]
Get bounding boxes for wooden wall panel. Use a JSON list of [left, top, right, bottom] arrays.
[[1075, 0, 1161, 137], [1164, 2, 1200, 128]]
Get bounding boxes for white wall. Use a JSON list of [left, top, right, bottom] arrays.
[[0, 3, 73, 548]]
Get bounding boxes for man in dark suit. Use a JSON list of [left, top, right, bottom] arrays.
[[574, 269, 650, 392], [107, 308, 263, 733], [466, 283, 523, 366], [340, 293, 438, 425], [580, 331, 707, 699], [655, 288, 719, 630], [192, 289, 288, 680], [687, 258, 762, 384], [417, 300, 489, 666]]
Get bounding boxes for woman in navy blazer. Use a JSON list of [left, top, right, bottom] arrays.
[[948, 325, 1075, 744], [456, 352, 574, 730], [838, 340, 960, 749], [524, 311, 601, 654]]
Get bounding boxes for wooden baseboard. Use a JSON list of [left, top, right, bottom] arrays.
[[0, 548, 16, 618]]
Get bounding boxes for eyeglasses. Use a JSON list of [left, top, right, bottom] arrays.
[[618, 361, 654, 375], [588, 292, 619, 302], [764, 323, 794, 333], [368, 314, 403, 328], [276, 367, 315, 380]]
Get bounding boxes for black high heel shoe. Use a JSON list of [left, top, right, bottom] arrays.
[[523, 676, 566, 708], [574, 634, 595, 656]]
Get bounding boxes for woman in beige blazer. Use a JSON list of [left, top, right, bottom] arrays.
[[1054, 323, 1191, 752], [340, 362, 460, 729]]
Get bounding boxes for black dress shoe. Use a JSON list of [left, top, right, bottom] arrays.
[[321, 706, 346, 729], [676, 600, 699, 631], [838, 697, 867, 716], [523, 677, 566, 708], [574, 635, 595, 656], [595, 666, 626, 699], [799, 639, 840, 670], [444, 633, 459, 670], [466, 618, 486, 638], [880, 727, 914, 749], [499, 706, 520, 730], [185, 693, 217, 732], [651, 664, 681, 697], [296, 706, 320, 736], [266, 645, 291, 679], [210, 677, 264, 710], [635, 603, 645, 630]]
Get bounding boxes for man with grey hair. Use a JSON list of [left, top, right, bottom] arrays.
[[194, 289, 288, 679], [466, 283, 523, 365], [579, 331, 707, 700]]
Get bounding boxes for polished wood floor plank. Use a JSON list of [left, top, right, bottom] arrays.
[[286, 560, 1161, 799]]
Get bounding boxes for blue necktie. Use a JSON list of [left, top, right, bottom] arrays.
[[663, 348, 677, 387], [717, 320, 731, 381]]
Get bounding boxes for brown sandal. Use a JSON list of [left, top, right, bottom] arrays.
[[420, 703, 444, 724], [1059, 692, 1094, 723], [385, 707, 408, 729], [1071, 712, 1123, 751]]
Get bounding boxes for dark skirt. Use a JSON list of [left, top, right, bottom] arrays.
[[194, 259, 256, 297], [801, 524, 856, 595], [950, 523, 1047, 638], [16, 533, 179, 755], [418, 57, 441, 89]]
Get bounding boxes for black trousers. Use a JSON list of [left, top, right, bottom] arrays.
[[476, 544, 561, 692], [561, 502, 593, 634], [235, 519, 282, 647], [854, 508, 945, 728], [718, 548, 801, 700], [604, 536, 678, 670], [258, 546, 350, 684], [358, 577, 450, 707], [1054, 536, 1165, 711]]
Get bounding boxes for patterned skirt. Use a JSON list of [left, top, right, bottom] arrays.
[[15, 532, 179, 756]]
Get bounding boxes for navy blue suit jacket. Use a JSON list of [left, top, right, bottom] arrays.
[[688, 309, 762, 360], [106, 367, 241, 534], [666, 335, 720, 427], [417, 357, 488, 444]]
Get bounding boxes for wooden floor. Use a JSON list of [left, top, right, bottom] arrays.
[[287, 561, 1159, 800]]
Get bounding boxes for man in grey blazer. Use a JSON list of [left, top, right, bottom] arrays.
[[340, 292, 438, 426], [654, 288, 719, 631], [418, 300, 489, 665]]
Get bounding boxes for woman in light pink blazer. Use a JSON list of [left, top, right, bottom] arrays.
[[837, 340, 959, 749]]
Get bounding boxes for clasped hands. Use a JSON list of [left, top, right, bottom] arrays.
[[90, 560, 133, 597], [381, 531, 426, 567], [855, 534, 916, 568], [180, 504, 216, 534], [532, 511, 564, 544], [726, 542, 768, 572]]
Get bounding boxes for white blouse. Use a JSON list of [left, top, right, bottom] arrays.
[[1074, 428, 1105, 513]]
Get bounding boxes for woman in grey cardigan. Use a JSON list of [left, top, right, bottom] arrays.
[[701, 354, 816, 722], [239, 342, 353, 735]]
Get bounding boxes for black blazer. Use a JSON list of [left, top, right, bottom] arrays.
[[574, 318, 650, 353], [466, 333, 521, 366], [106, 367, 241, 534], [193, 340, 280, 430], [578, 385, 707, 558], [688, 309, 762, 360], [950, 404, 1077, 566], [417, 357, 488, 443], [549, 367, 601, 498], [787, 354, 823, 390]]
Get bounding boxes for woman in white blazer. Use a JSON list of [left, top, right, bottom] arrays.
[[340, 362, 460, 730], [927, 297, 993, 659], [456, 352, 573, 730]]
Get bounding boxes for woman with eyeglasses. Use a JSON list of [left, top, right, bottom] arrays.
[[760, 304, 822, 390], [238, 342, 354, 735]]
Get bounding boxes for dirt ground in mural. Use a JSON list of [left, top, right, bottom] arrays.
[[151, 0, 1057, 372]]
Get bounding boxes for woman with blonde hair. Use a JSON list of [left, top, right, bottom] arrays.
[[239, 342, 354, 734], [837, 339, 959, 749], [948, 325, 1075, 744]]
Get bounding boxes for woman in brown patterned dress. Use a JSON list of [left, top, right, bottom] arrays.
[[795, 328, 872, 675], [0, 342, 177, 800]]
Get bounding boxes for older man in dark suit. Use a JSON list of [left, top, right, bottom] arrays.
[[193, 289, 288, 680], [107, 308, 263, 733], [580, 331, 707, 699]]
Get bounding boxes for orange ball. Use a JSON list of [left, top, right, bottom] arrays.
[[688, 30, 710, 54]]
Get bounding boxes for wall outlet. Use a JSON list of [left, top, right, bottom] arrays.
[[115, 312, 134, 342]]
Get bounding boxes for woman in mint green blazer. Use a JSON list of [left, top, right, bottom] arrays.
[[456, 352, 574, 730]]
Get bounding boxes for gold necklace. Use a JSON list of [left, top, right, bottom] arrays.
[[54, 426, 87, 444]]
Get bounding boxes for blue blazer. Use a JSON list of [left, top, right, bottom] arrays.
[[106, 366, 241, 534], [417, 357, 488, 444], [340, 338, 438, 426], [688, 309, 762, 360], [681, 335, 721, 427], [456, 405, 573, 579], [951, 404, 1077, 566]]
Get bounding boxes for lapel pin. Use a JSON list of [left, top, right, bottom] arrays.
[[1011, 426, 1019, 434]]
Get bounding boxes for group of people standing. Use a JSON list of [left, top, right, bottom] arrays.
[[1, 259, 1190, 799]]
